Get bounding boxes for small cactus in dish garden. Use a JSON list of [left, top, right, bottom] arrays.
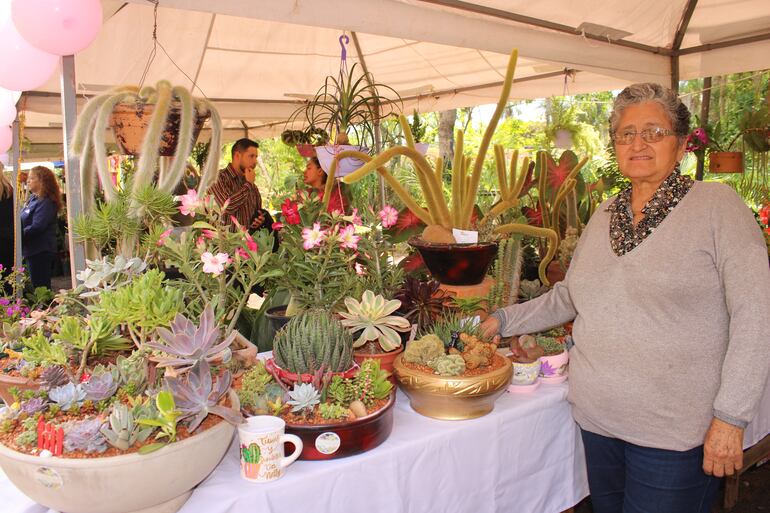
[[428, 354, 466, 376], [100, 403, 153, 451], [62, 418, 108, 454], [402, 334, 445, 366]]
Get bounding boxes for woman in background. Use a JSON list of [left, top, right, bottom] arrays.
[[0, 166, 15, 292], [21, 166, 61, 289], [303, 156, 350, 215]]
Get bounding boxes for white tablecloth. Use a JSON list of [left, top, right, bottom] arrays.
[[5, 376, 770, 513]]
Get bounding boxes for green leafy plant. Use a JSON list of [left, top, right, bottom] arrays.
[[136, 390, 181, 454], [21, 332, 68, 366], [318, 402, 349, 420]]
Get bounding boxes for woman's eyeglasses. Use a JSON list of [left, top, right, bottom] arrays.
[[612, 127, 675, 145]]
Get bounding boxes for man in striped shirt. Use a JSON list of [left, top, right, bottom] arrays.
[[208, 138, 265, 229]]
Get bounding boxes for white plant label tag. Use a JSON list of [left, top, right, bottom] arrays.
[[34, 467, 63, 489], [315, 432, 341, 455], [452, 229, 478, 244]]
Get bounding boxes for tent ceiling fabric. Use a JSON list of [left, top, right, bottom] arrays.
[[19, 0, 770, 150]]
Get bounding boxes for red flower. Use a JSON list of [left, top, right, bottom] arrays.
[[272, 222, 283, 231], [759, 205, 769, 226], [394, 208, 424, 233], [523, 205, 543, 227], [281, 199, 301, 225]]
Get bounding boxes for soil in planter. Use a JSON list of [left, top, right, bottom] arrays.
[[355, 340, 387, 355], [400, 352, 507, 377]]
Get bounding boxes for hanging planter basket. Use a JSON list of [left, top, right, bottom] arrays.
[[110, 102, 210, 157], [708, 151, 743, 174], [315, 144, 369, 177]]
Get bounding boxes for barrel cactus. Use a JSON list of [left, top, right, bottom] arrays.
[[273, 310, 353, 374]]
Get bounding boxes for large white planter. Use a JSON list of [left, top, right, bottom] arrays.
[[0, 416, 235, 513]]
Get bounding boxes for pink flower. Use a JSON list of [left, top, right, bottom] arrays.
[[235, 247, 250, 260], [196, 236, 205, 248], [338, 224, 360, 250], [156, 228, 173, 247], [301, 223, 326, 250], [350, 208, 362, 226], [244, 232, 258, 252], [201, 252, 230, 276], [379, 205, 399, 228], [355, 262, 365, 275], [272, 222, 283, 231], [202, 229, 216, 240], [177, 189, 202, 216]]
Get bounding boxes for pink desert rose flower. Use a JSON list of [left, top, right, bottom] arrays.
[[355, 262, 366, 275], [338, 224, 360, 250], [350, 208, 362, 226], [244, 232, 258, 252], [235, 247, 250, 260], [301, 223, 326, 250], [272, 221, 283, 231], [156, 228, 173, 247], [177, 189, 202, 216], [281, 199, 301, 225], [201, 252, 230, 276], [201, 229, 216, 239], [379, 205, 399, 228]]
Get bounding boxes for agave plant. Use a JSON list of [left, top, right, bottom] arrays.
[[163, 359, 243, 432], [146, 305, 234, 374], [100, 403, 153, 451], [286, 383, 321, 415], [339, 290, 411, 352]]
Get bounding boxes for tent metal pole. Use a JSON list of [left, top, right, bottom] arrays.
[[670, 56, 680, 93], [696, 76, 712, 181], [12, 117, 21, 295], [60, 54, 86, 286]]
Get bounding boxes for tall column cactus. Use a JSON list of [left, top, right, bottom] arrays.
[[70, 81, 222, 255]]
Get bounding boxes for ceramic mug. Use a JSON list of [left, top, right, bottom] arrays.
[[238, 416, 302, 483], [511, 360, 541, 386]]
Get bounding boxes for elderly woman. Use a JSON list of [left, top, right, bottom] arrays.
[[480, 83, 770, 513], [21, 166, 62, 289]]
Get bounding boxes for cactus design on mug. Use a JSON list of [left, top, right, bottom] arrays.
[[241, 442, 261, 478]]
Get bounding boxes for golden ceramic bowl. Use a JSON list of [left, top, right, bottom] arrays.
[[393, 353, 512, 420]]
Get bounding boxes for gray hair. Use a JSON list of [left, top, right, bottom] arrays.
[[609, 83, 690, 140]]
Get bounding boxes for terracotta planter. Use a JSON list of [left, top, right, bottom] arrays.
[[109, 102, 210, 156], [708, 151, 743, 173], [353, 345, 404, 380], [0, 373, 40, 406], [408, 237, 499, 286], [285, 390, 395, 460], [0, 405, 236, 513], [393, 353, 512, 420]]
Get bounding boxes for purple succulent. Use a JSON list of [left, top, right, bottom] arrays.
[[40, 366, 71, 390], [63, 418, 107, 454], [164, 359, 242, 432], [146, 305, 234, 374], [83, 372, 118, 402], [20, 397, 47, 415]]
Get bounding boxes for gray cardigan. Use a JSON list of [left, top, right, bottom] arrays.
[[492, 181, 770, 450]]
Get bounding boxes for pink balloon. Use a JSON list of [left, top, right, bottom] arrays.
[[0, 6, 59, 91], [12, 0, 103, 56], [0, 125, 12, 155], [0, 87, 19, 125]]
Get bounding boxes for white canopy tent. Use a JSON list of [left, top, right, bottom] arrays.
[[18, 0, 770, 158]]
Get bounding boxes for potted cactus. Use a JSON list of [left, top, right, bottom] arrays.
[[240, 442, 261, 479], [338, 51, 564, 287], [392, 314, 512, 420], [339, 290, 412, 374], [240, 310, 396, 460]]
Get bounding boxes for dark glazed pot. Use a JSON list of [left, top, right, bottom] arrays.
[[408, 236, 498, 285], [265, 305, 292, 333], [284, 391, 395, 460]]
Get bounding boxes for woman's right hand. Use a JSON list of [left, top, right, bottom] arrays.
[[480, 315, 501, 341]]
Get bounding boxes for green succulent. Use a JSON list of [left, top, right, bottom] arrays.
[[100, 402, 153, 451], [287, 383, 321, 414], [21, 332, 68, 366], [319, 402, 349, 420], [339, 290, 411, 352], [428, 354, 466, 376], [273, 310, 353, 374]]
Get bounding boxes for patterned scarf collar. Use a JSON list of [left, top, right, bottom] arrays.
[[606, 167, 694, 256]]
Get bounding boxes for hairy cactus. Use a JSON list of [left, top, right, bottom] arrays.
[[429, 354, 466, 376], [402, 334, 445, 366], [100, 403, 153, 451], [63, 418, 108, 454], [273, 310, 353, 374]]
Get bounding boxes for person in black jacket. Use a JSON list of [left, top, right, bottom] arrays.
[[21, 166, 61, 289], [0, 168, 14, 294]]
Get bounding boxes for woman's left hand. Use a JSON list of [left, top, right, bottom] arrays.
[[702, 417, 744, 477]]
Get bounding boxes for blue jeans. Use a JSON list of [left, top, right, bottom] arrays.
[[581, 429, 719, 513]]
